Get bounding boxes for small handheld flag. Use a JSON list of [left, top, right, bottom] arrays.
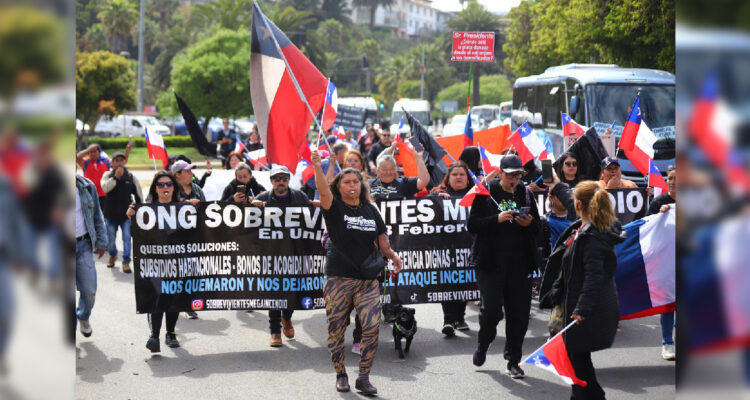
[[523, 321, 587, 387], [508, 122, 545, 165], [619, 95, 641, 152], [145, 127, 168, 170]]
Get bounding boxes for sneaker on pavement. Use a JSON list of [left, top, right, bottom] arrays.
[[354, 376, 377, 395], [78, 320, 92, 337], [352, 342, 361, 355], [442, 323, 455, 337], [473, 344, 488, 366], [661, 344, 675, 360], [122, 262, 131, 274], [107, 256, 116, 268], [454, 320, 469, 331], [336, 373, 350, 392], [506, 363, 525, 379], [146, 336, 160, 353], [165, 332, 180, 348], [270, 333, 282, 347], [184, 311, 198, 319], [281, 318, 295, 339]]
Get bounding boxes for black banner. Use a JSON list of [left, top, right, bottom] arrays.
[[131, 198, 478, 313], [335, 104, 367, 132], [534, 188, 648, 224]]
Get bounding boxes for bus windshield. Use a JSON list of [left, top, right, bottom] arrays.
[[587, 84, 675, 130], [391, 111, 429, 126]]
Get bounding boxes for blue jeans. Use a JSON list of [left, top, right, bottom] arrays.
[[76, 239, 97, 321], [660, 312, 675, 345], [0, 264, 15, 355], [106, 219, 131, 263]]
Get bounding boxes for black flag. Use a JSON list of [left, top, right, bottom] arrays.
[[554, 126, 609, 181], [174, 92, 217, 158], [402, 108, 448, 187]]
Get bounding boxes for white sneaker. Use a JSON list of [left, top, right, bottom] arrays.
[[661, 344, 675, 360], [79, 320, 92, 337]]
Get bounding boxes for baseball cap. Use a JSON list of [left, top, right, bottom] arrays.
[[270, 164, 291, 177], [601, 156, 620, 170], [500, 154, 525, 173], [111, 151, 126, 161], [170, 160, 195, 174]]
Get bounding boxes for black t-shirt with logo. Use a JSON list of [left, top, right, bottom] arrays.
[[368, 177, 419, 200], [492, 185, 528, 256], [322, 197, 387, 279]]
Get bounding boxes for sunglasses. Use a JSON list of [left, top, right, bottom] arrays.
[[272, 176, 289, 182], [507, 172, 523, 179], [156, 181, 173, 188], [564, 161, 577, 167]]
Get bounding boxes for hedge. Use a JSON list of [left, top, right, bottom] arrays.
[[90, 136, 195, 150]]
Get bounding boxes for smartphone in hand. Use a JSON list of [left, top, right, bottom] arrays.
[[541, 159, 553, 183], [519, 206, 530, 216]]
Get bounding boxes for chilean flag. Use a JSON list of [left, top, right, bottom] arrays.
[[335, 125, 346, 140], [244, 148, 267, 167], [250, 3, 327, 173], [618, 95, 641, 152], [463, 109, 474, 148], [508, 122, 545, 165], [478, 144, 501, 173], [299, 159, 315, 183], [622, 120, 657, 177], [689, 72, 750, 193], [614, 208, 675, 320], [648, 160, 668, 196], [145, 127, 168, 169], [234, 139, 246, 154], [459, 169, 490, 207], [538, 137, 555, 161], [561, 113, 586, 137], [322, 81, 338, 131], [523, 325, 587, 387]]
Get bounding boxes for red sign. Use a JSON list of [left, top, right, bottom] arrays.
[[451, 31, 495, 62]]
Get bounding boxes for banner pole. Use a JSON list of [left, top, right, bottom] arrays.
[[466, 61, 473, 113], [255, 2, 341, 172], [521, 320, 578, 364]]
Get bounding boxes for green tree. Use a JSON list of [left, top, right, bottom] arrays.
[[76, 51, 136, 138], [97, 0, 138, 54], [446, 1, 502, 106], [352, 0, 394, 30], [170, 29, 252, 131], [82, 23, 110, 52], [0, 7, 65, 97], [321, 0, 352, 24], [376, 56, 407, 103], [436, 75, 513, 111]]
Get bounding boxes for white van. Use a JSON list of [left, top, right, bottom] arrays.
[[390, 98, 431, 135], [471, 105, 500, 129], [95, 114, 171, 137]]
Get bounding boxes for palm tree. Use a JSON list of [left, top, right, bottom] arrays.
[[352, 0, 394, 30], [376, 56, 407, 103], [321, 0, 352, 25], [446, 1, 501, 106], [97, 0, 137, 54]]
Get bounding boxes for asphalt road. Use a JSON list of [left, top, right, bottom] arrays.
[[75, 229, 675, 400]]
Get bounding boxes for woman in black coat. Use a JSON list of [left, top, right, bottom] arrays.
[[540, 180, 625, 399], [220, 163, 266, 202]]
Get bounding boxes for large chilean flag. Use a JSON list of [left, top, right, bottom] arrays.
[[250, 3, 327, 173]]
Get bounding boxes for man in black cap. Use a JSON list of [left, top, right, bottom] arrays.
[[598, 156, 637, 189], [100, 151, 142, 273], [252, 164, 315, 347], [467, 154, 540, 379]]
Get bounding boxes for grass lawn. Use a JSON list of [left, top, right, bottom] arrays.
[[111, 146, 221, 170]]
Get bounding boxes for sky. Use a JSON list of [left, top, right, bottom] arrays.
[[430, 0, 522, 14]]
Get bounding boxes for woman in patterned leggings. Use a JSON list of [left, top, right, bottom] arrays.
[[311, 150, 402, 395]]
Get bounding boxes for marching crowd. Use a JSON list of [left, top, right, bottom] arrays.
[[75, 123, 676, 398]]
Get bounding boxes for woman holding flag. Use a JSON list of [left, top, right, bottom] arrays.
[[545, 181, 625, 399]]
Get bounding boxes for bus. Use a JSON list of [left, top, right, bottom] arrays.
[[512, 64, 675, 183]]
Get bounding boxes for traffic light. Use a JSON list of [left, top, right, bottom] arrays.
[[379, 101, 384, 110]]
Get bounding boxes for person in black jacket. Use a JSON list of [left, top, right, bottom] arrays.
[[100, 152, 142, 273], [540, 180, 625, 399], [467, 154, 540, 379], [220, 163, 266, 203]]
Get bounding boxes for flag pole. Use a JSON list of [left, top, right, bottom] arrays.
[[152, 157, 157, 172], [615, 92, 640, 158], [521, 320, 578, 364], [255, 2, 341, 172], [444, 151, 501, 209]]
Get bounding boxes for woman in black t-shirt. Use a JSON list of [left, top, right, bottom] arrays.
[[431, 161, 474, 336], [311, 150, 403, 395]]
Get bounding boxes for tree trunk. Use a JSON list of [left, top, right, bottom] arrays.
[[472, 63, 480, 107]]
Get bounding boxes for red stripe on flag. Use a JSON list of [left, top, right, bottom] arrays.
[[619, 302, 675, 321]]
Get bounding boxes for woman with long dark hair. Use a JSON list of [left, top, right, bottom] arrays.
[[311, 150, 402, 395], [126, 171, 182, 353], [431, 161, 474, 336], [543, 180, 625, 399], [555, 152, 581, 187]]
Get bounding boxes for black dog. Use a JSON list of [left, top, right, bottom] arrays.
[[391, 305, 417, 359]]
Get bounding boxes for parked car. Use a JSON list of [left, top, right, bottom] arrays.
[[94, 114, 171, 137], [161, 116, 187, 135], [442, 114, 482, 137], [76, 118, 90, 134]]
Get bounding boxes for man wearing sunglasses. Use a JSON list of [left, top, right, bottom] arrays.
[[252, 164, 314, 347], [366, 130, 392, 172], [467, 154, 540, 379]]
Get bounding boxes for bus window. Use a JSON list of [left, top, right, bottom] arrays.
[[546, 85, 563, 128]]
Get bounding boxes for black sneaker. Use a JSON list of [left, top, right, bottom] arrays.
[[165, 332, 180, 348], [442, 323, 455, 337], [146, 336, 160, 353], [506, 363, 525, 379], [454, 320, 469, 331], [473, 344, 488, 366]]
